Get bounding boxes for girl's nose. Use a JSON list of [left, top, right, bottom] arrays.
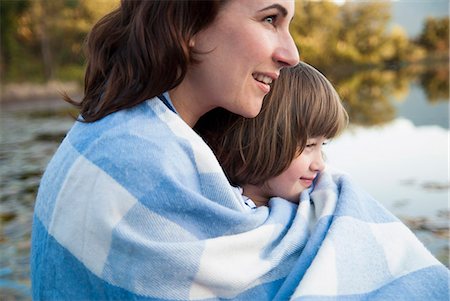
[[311, 152, 326, 172]]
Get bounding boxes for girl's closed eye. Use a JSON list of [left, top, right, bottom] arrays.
[[303, 143, 316, 153], [306, 138, 329, 150]]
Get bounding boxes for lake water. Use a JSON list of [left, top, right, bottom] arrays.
[[325, 67, 449, 268], [328, 74, 449, 215], [0, 66, 448, 299]]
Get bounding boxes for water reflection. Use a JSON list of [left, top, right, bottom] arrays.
[[334, 69, 399, 125], [0, 65, 448, 298], [325, 65, 449, 267], [326, 63, 449, 127], [395, 82, 449, 129], [326, 117, 449, 266], [327, 118, 448, 217], [420, 65, 450, 103], [0, 102, 74, 299]]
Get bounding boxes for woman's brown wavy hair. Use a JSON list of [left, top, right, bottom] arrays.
[[197, 61, 349, 186], [65, 0, 227, 122]]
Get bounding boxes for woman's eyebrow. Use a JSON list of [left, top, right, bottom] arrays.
[[258, 4, 288, 17]]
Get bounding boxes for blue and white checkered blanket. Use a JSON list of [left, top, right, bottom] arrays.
[[31, 97, 449, 300]]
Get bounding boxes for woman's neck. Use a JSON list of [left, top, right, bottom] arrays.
[[167, 90, 198, 127], [168, 83, 214, 127]]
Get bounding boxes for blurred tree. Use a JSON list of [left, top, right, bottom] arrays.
[[292, 0, 422, 70], [418, 17, 449, 52], [420, 67, 449, 102], [389, 67, 413, 101], [2, 0, 446, 106], [333, 70, 398, 126], [292, 1, 341, 67], [383, 26, 422, 66], [337, 1, 392, 64], [2, 0, 118, 82], [1, 0, 31, 81]]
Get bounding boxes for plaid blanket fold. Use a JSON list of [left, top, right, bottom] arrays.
[[31, 97, 449, 300]]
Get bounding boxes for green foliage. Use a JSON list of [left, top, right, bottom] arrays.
[[291, 1, 426, 70], [417, 17, 449, 52], [325, 64, 448, 126], [54, 64, 86, 84], [1, 0, 31, 80], [420, 66, 449, 102], [1, 0, 448, 114], [333, 69, 398, 126], [338, 1, 392, 64], [291, 1, 341, 67], [1, 0, 118, 82]]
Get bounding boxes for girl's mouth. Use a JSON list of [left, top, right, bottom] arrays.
[[300, 177, 315, 187]]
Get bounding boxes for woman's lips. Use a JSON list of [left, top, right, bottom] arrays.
[[252, 72, 277, 94], [255, 79, 271, 93]]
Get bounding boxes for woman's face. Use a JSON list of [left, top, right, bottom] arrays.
[[170, 0, 299, 126]]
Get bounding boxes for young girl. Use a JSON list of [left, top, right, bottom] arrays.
[[198, 61, 349, 207]]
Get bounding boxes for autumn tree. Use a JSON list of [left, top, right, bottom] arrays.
[[291, 0, 422, 70], [291, 1, 341, 67], [1, 0, 118, 82], [1, 0, 31, 81], [417, 17, 449, 52]]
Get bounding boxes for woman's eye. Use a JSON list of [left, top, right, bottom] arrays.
[[306, 143, 316, 148], [264, 15, 277, 25]]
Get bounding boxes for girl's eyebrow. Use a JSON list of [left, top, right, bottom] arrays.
[[258, 4, 288, 17]]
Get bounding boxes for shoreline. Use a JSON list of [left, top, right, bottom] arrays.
[[0, 81, 82, 104], [1, 81, 82, 111]]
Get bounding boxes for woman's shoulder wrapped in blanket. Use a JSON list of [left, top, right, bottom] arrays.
[[31, 98, 449, 300]]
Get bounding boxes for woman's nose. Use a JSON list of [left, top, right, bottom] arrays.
[[274, 32, 300, 67]]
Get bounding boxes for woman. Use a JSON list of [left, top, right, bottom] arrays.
[[68, 0, 299, 124], [31, 0, 300, 300]]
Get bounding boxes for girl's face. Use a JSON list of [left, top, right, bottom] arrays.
[[262, 137, 327, 203], [170, 0, 299, 126]]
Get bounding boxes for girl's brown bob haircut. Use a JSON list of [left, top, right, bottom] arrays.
[[202, 61, 349, 186], [65, 0, 227, 122]]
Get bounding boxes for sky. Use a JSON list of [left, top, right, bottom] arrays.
[[390, 0, 449, 37], [332, 0, 449, 38]]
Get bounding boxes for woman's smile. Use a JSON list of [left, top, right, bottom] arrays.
[[252, 72, 278, 94]]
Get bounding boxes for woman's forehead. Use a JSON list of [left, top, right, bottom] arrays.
[[218, 0, 295, 17]]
